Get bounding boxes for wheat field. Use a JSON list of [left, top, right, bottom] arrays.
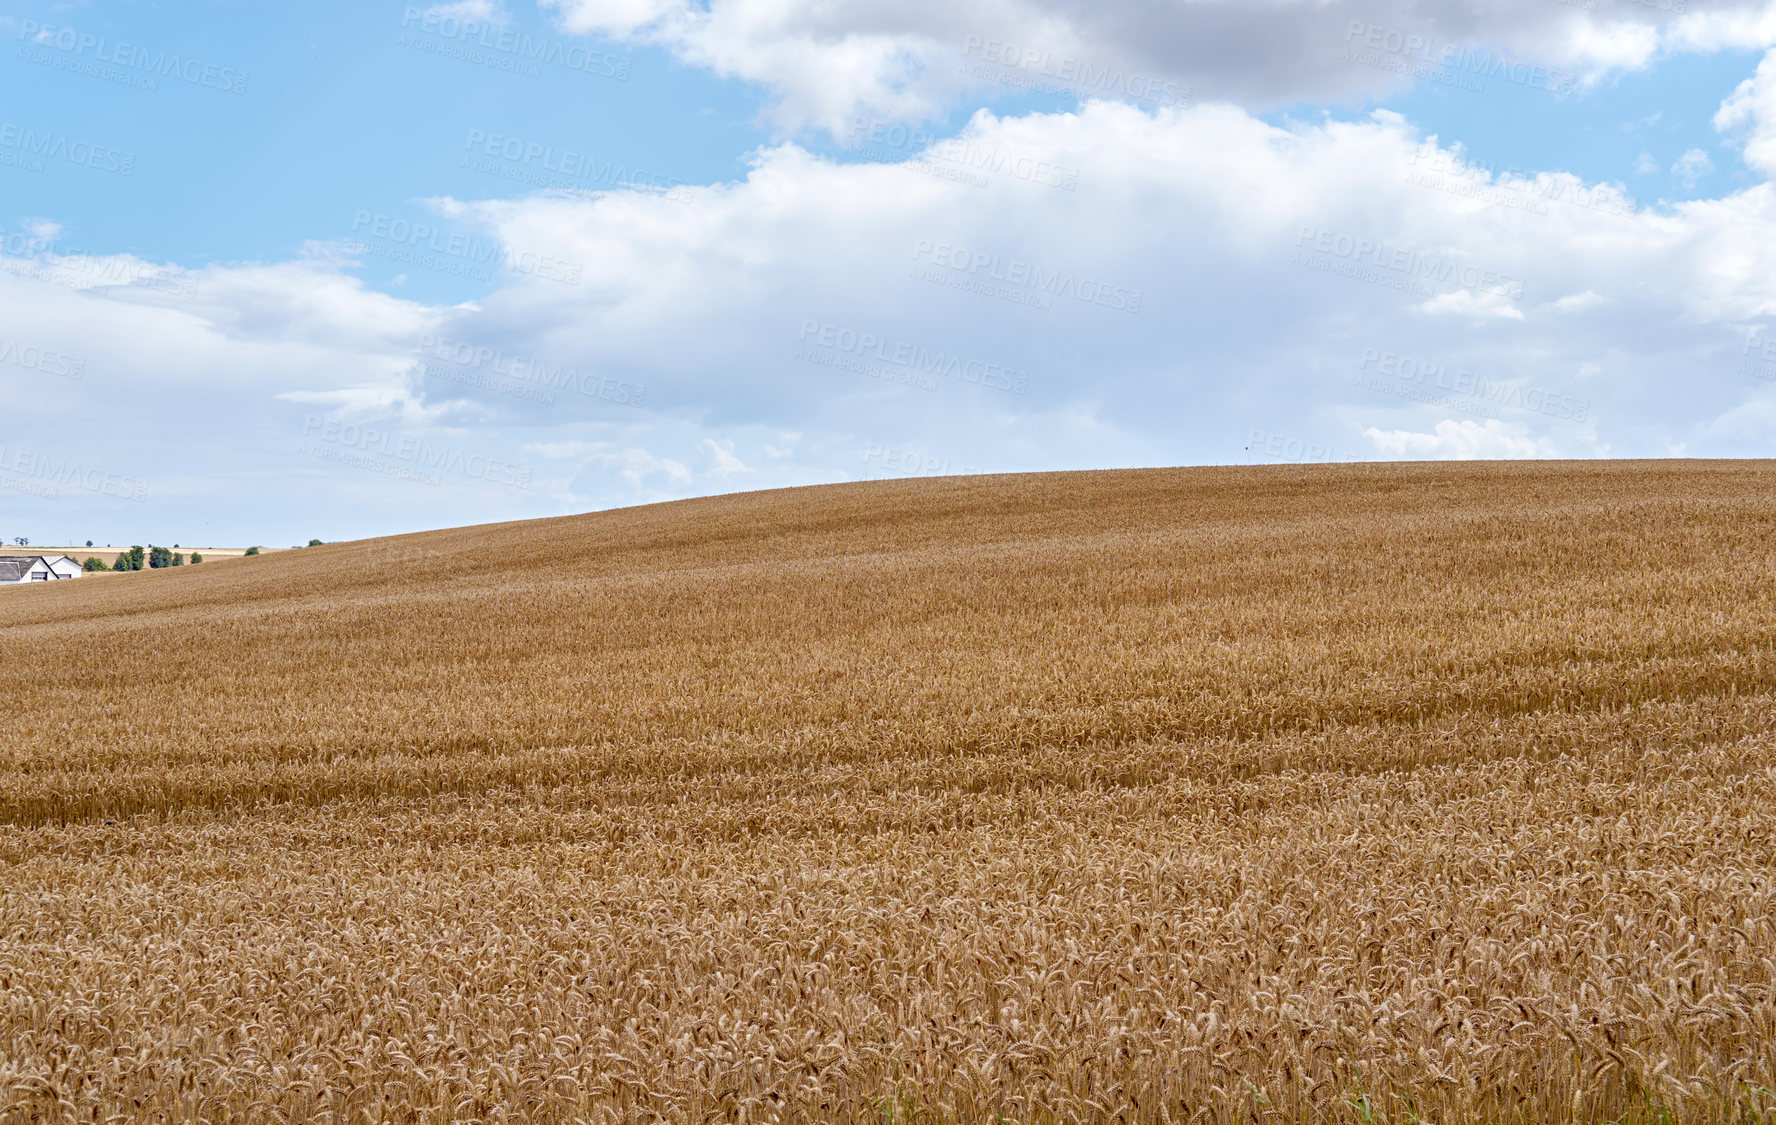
[[3, 461, 1775, 1123]]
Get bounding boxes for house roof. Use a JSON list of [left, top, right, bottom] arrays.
[[0, 555, 77, 582]]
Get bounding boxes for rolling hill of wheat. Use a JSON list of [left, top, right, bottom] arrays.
[[3, 461, 1776, 1123]]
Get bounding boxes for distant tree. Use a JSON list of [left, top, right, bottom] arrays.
[[190, 553, 203, 564], [13, 537, 26, 547], [85, 540, 93, 548], [83, 557, 108, 572], [245, 546, 260, 556], [308, 538, 324, 547], [126, 546, 145, 571], [171, 553, 184, 567], [148, 546, 172, 569]]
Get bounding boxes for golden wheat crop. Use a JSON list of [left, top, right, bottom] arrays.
[[3, 461, 1776, 1123]]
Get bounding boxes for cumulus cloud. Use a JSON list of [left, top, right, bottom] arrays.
[[1670, 4, 1776, 52], [1363, 419, 1561, 459], [1716, 48, 1776, 175], [538, 0, 1776, 132], [699, 438, 751, 476], [1673, 147, 1717, 186], [543, 442, 695, 490], [1415, 289, 1526, 320], [9, 93, 1776, 539]]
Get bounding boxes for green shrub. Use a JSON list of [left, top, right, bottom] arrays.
[[191, 553, 203, 565], [148, 546, 173, 569], [83, 557, 108, 572], [245, 546, 260, 557]]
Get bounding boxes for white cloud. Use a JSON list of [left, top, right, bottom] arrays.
[[520, 440, 695, 488], [1717, 48, 1776, 175], [1363, 419, 1560, 459], [1415, 289, 1526, 320], [12, 94, 1776, 540], [1561, 18, 1662, 73], [763, 432, 803, 459], [1549, 291, 1606, 314], [581, 445, 694, 488], [1670, 5, 1776, 53], [1673, 147, 1717, 186], [699, 437, 751, 475], [425, 0, 508, 25], [538, 0, 1776, 133], [1701, 396, 1776, 441]]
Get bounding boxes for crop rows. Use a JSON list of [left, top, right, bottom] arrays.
[[3, 462, 1774, 1121]]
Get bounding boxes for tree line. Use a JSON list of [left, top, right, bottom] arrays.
[[82, 542, 318, 571], [84, 546, 201, 571]]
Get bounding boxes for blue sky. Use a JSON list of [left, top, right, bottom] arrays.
[[2, 3, 768, 298], [4, 0, 1776, 548]]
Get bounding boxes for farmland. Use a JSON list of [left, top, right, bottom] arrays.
[[21, 546, 275, 562], [3, 461, 1775, 1122]]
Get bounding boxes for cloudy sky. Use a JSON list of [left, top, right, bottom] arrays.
[[4, 0, 1776, 546]]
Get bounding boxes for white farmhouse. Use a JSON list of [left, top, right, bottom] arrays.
[[0, 555, 83, 584]]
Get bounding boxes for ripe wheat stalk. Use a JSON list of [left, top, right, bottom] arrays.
[[2, 461, 1775, 1122]]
